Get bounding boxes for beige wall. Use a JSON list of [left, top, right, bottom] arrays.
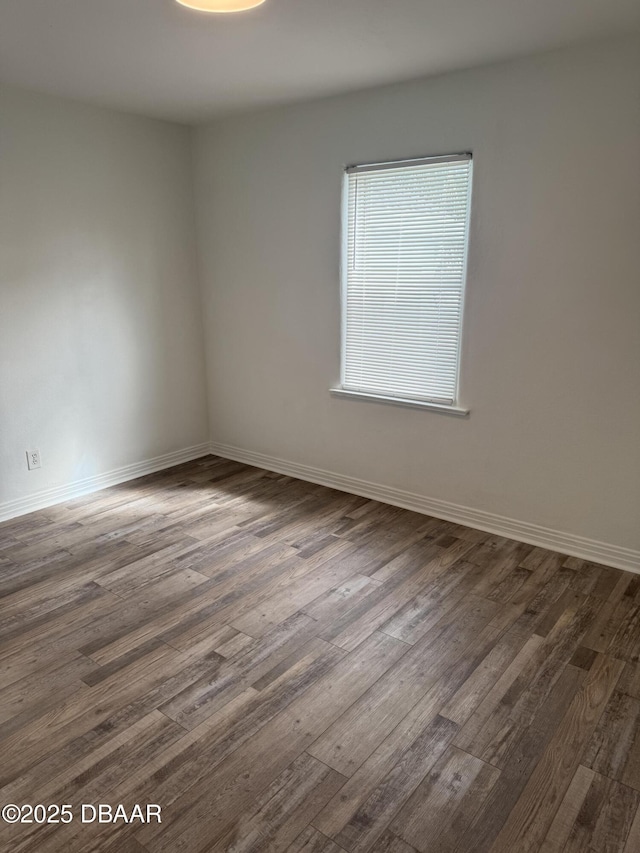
[[0, 87, 209, 511], [194, 36, 640, 555]]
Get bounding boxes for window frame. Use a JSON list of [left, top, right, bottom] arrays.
[[332, 152, 473, 417]]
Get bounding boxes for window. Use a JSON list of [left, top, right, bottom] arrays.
[[334, 153, 472, 414]]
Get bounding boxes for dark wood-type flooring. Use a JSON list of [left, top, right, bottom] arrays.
[[1, 455, 640, 853]]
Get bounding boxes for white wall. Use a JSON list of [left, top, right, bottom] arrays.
[[194, 36, 640, 558], [0, 87, 209, 512]]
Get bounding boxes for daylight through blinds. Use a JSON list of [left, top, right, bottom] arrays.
[[343, 155, 472, 405]]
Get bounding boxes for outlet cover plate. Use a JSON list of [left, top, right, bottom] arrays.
[[26, 450, 41, 470]]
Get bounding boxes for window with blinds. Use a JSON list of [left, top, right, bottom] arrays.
[[340, 154, 472, 408]]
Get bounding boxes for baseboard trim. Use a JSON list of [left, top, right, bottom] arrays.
[[0, 443, 211, 523], [210, 441, 640, 574]]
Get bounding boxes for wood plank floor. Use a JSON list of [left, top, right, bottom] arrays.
[[1, 455, 640, 853]]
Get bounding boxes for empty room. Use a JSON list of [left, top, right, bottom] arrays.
[[1, 1, 640, 851]]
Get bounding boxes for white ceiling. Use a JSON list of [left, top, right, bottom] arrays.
[[1, 0, 639, 123]]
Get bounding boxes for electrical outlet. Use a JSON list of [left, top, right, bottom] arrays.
[[26, 449, 41, 470]]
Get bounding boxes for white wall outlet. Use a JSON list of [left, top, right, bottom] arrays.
[[26, 449, 41, 470]]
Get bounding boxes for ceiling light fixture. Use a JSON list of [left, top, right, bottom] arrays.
[[175, 0, 267, 12]]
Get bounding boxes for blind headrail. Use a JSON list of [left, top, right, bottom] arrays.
[[345, 152, 472, 175]]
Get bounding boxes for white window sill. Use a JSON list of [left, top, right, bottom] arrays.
[[330, 387, 469, 417]]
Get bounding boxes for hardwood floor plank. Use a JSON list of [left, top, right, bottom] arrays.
[[230, 552, 367, 637], [307, 596, 497, 776], [450, 633, 544, 754], [310, 626, 503, 842], [287, 827, 348, 852], [454, 594, 604, 766], [135, 632, 408, 852], [582, 688, 640, 790], [0, 654, 96, 726], [538, 764, 595, 853], [450, 660, 587, 853], [582, 574, 633, 653], [379, 559, 486, 645], [623, 804, 640, 853], [390, 746, 500, 853], [210, 752, 346, 853], [329, 715, 458, 853], [488, 653, 624, 853], [0, 642, 190, 786], [555, 771, 639, 853], [438, 620, 529, 726], [367, 832, 419, 853]]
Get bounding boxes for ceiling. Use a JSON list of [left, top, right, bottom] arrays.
[[1, 0, 639, 123]]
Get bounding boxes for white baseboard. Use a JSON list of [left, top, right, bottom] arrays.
[[0, 443, 211, 523], [3, 438, 637, 575], [210, 441, 640, 575]]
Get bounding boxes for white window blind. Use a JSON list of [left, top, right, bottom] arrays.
[[341, 154, 472, 407]]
